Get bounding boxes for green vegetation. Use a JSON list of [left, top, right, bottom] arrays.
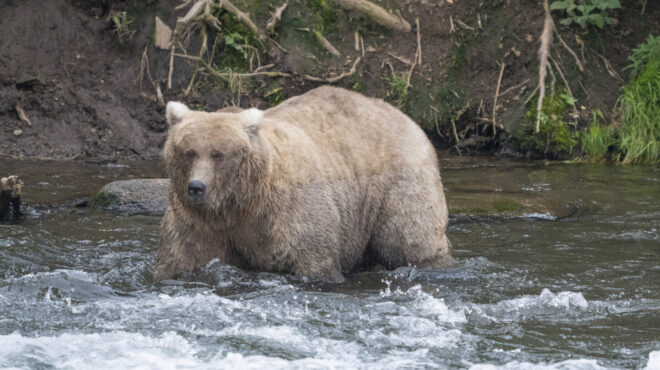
[[517, 91, 578, 158], [581, 110, 616, 161], [88, 192, 119, 208], [551, 0, 621, 29], [382, 70, 409, 108], [615, 35, 660, 163], [399, 78, 468, 137], [111, 11, 136, 43], [492, 199, 524, 214]]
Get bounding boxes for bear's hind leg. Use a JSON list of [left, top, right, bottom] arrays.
[[369, 174, 453, 270]]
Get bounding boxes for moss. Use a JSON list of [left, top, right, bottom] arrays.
[[450, 207, 489, 215], [515, 91, 579, 158], [88, 192, 119, 208], [492, 199, 524, 214], [264, 84, 286, 106]]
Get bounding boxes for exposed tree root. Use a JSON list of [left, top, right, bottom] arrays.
[[553, 28, 584, 73], [219, 0, 266, 40], [536, 0, 553, 133], [334, 0, 411, 32], [267, 1, 288, 31]]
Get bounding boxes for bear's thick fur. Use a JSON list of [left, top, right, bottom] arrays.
[[153, 86, 452, 282]]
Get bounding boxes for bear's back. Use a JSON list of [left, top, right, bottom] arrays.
[[261, 86, 437, 178]]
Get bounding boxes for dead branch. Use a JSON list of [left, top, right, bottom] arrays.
[[499, 79, 530, 97], [553, 27, 584, 73], [15, 105, 32, 126], [415, 18, 422, 64], [492, 61, 506, 136], [219, 0, 266, 39], [303, 57, 361, 83], [386, 52, 411, 65], [297, 28, 341, 57], [334, 0, 411, 32], [175, 53, 293, 78], [267, 1, 288, 31], [179, 0, 208, 24], [536, 0, 553, 133], [590, 48, 624, 83], [405, 18, 422, 90], [549, 55, 579, 123]]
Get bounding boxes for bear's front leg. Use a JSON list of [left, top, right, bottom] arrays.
[[153, 207, 230, 281], [294, 260, 345, 283]]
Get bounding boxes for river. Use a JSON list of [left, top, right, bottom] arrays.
[[0, 158, 658, 369]]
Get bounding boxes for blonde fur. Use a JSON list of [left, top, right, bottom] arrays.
[[154, 86, 452, 282]]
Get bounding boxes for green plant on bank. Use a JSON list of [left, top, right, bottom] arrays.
[[550, 0, 621, 29], [111, 11, 136, 43], [615, 35, 660, 163], [382, 70, 410, 108], [581, 109, 616, 161], [404, 78, 468, 137], [626, 34, 660, 76], [518, 91, 579, 158]]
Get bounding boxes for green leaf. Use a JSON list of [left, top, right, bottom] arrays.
[[590, 14, 605, 28], [551, 1, 570, 10], [575, 16, 588, 28], [560, 18, 574, 26]]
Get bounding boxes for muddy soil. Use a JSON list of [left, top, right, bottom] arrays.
[[0, 0, 658, 161]]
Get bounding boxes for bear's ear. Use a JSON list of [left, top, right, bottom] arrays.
[[242, 108, 264, 143], [241, 108, 263, 126], [166, 101, 190, 126]]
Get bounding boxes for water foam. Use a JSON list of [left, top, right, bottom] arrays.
[[645, 351, 660, 370], [469, 358, 605, 370]]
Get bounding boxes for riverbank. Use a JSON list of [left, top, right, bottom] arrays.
[[1, 0, 658, 161]]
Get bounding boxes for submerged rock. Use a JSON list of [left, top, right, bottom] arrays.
[[90, 179, 169, 215]]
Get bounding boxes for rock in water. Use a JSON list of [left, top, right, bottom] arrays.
[[90, 179, 169, 215]]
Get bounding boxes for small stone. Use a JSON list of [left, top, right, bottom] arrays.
[[13, 129, 22, 136]]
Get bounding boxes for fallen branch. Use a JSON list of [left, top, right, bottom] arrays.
[[175, 53, 293, 78], [536, 0, 553, 133], [266, 1, 288, 31], [219, 0, 266, 39], [405, 18, 422, 91], [15, 105, 32, 126], [499, 78, 530, 97], [415, 18, 422, 64], [386, 52, 411, 65], [549, 55, 579, 123], [492, 61, 506, 136], [334, 0, 411, 32], [303, 57, 361, 83], [590, 48, 624, 83], [553, 27, 584, 73], [298, 28, 341, 57]]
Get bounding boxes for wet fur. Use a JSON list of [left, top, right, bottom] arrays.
[[153, 86, 453, 282]]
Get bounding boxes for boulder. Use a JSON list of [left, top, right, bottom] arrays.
[[90, 179, 169, 215]]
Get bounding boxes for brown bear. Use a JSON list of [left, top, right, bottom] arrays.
[[153, 86, 452, 282]]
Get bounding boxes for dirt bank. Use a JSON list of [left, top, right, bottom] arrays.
[[1, 0, 658, 161]]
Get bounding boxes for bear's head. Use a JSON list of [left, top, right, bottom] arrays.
[[163, 101, 267, 213]]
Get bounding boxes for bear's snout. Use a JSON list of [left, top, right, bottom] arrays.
[[188, 180, 206, 199]]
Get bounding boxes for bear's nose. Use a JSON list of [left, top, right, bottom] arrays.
[[188, 180, 206, 197]]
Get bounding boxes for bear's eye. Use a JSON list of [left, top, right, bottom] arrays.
[[211, 151, 225, 161], [183, 149, 196, 159]]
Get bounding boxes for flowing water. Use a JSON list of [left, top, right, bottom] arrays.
[[0, 159, 658, 369]]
